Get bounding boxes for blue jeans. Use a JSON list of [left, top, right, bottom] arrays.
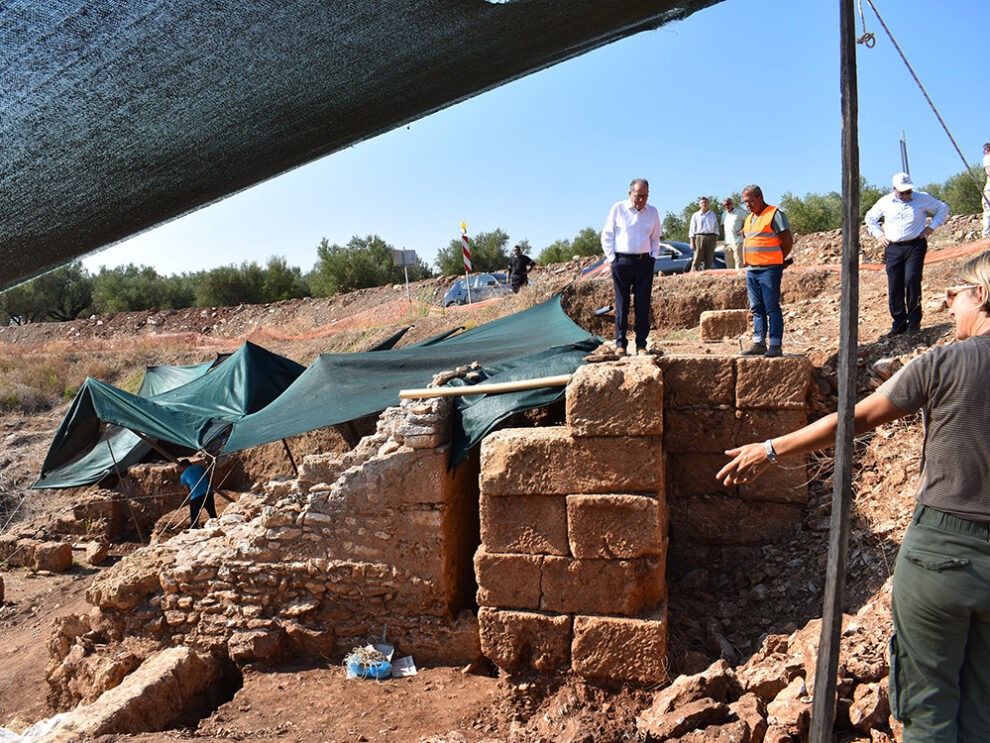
[[746, 266, 783, 346]]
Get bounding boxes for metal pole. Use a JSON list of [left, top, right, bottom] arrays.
[[404, 264, 410, 301], [810, 0, 860, 740], [900, 130, 910, 175]]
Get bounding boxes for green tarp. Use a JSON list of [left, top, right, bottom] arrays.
[[34, 342, 304, 489], [223, 297, 600, 462], [33, 360, 215, 490]]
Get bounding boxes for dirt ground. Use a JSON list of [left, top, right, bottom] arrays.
[[1, 222, 987, 742]]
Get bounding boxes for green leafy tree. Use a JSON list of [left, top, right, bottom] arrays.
[[537, 227, 602, 265], [91, 264, 196, 313], [779, 191, 843, 235], [309, 235, 431, 297], [0, 262, 93, 323], [260, 256, 310, 302], [435, 228, 511, 276], [923, 167, 984, 216]]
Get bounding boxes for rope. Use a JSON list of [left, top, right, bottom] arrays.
[[861, 0, 986, 205]]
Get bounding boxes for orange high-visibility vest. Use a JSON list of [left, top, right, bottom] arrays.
[[743, 206, 784, 266]]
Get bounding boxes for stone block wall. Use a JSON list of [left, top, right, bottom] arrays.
[[659, 354, 811, 545], [477, 358, 670, 685]]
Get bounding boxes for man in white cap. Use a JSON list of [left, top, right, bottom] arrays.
[[865, 172, 950, 336]]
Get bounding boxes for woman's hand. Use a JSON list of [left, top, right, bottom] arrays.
[[717, 442, 771, 485]]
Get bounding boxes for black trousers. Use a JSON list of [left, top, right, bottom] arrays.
[[610, 253, 655, 349], [189, 492, 217, 527], [885, 237, 927, 330]]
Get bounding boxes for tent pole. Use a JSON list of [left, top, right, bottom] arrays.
[[102, 423, 146, 544], [809, 0, 860, 739], [282, 439, 299, 477], [399, 374, 572, 399]]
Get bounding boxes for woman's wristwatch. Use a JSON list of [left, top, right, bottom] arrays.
[[765, 439, 778, 463]]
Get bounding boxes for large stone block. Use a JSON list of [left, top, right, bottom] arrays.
[[700, 309, 750, 341], [572, 612, 668, 685], [480, 494, 568, 555], [659, 356, 735, 407], [664, 408, 738, 454], [474, 550, 543, 610], [739, 460, 809, 505], [540, 555, 665, 615], [667, 453, 807, 504], [565, 357, 662, 437], [480, 428, 661, 496], [566, 493, 666, 559], [478, 607, 572, 674], [669, 495, 802, 544], [735, 356, 811, 410], [666, 454, 737, 500]]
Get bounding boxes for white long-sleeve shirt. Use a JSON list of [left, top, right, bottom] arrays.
[[601, 199, 661, 263], [864, 191, 950, 243], [688, 209, 718, 237]]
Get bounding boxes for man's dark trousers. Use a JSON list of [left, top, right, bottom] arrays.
[[611, 253, 655, 350], [885, 237, 927, 330]]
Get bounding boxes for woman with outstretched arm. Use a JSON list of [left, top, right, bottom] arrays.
[[717, 251, 990, 743]]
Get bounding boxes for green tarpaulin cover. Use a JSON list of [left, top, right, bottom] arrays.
[[34, 343, 304, 489], [223, 297, 600, 462]]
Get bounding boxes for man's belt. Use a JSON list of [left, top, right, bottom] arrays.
[[887, 236, 925, 246], [694, 233, 717, 236], [616, 252, 652, 260]]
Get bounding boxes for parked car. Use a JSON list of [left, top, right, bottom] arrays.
[[654, 241, 727, 274], [580, 242, 726, 279], [442, 272, 511, 307]]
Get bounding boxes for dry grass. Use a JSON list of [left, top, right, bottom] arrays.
[[0, 336, 223, 415]]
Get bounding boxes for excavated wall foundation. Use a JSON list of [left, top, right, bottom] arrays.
[[45, 352, 810, 727]]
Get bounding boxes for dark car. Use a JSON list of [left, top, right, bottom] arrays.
[[654, 241, 727, 274], [580, 241, 726, 279], [442, 272, 511, 307]]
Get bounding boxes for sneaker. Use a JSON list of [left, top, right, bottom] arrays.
[[636, 348, 649, 356], [741, 342, 768, 356], [764, 345, 783, 358]]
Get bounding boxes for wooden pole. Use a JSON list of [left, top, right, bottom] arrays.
[[399, 374, 572, 399], [809, 0, 860, 740]]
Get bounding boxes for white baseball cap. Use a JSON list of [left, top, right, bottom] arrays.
[[892, 172, 914, 192]]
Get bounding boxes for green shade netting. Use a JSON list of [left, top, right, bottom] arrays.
[[135, 360, 215, 397], [33, 342, 304, 489], [223, 297, 600, 460]]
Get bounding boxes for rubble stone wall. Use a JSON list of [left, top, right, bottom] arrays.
[[48, 396, 481, 709]]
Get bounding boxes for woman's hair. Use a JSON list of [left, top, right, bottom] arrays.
[[956, 250, 990, 312]]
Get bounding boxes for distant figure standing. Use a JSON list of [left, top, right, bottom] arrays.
[[507, 245, 536, 293], [181, 463, 217, 529], [865, 172, 950, 336], [740, 185, 792, 358], [689, 197, 719, 271], [721, 197, 747, 269], [982, 142, 990, 240], [601, 178, 661, 355]]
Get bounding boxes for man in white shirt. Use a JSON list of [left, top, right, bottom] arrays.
[[689, 197, 719, 271], [982, 142, 990, 240], [601, 178, 661, 355], [865, 172, 950, 336], [721, 197, 747, 269]]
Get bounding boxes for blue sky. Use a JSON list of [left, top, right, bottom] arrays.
[[82, 0, 990, 277]]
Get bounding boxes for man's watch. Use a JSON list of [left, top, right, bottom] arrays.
[[764, 439, 778, 463]]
